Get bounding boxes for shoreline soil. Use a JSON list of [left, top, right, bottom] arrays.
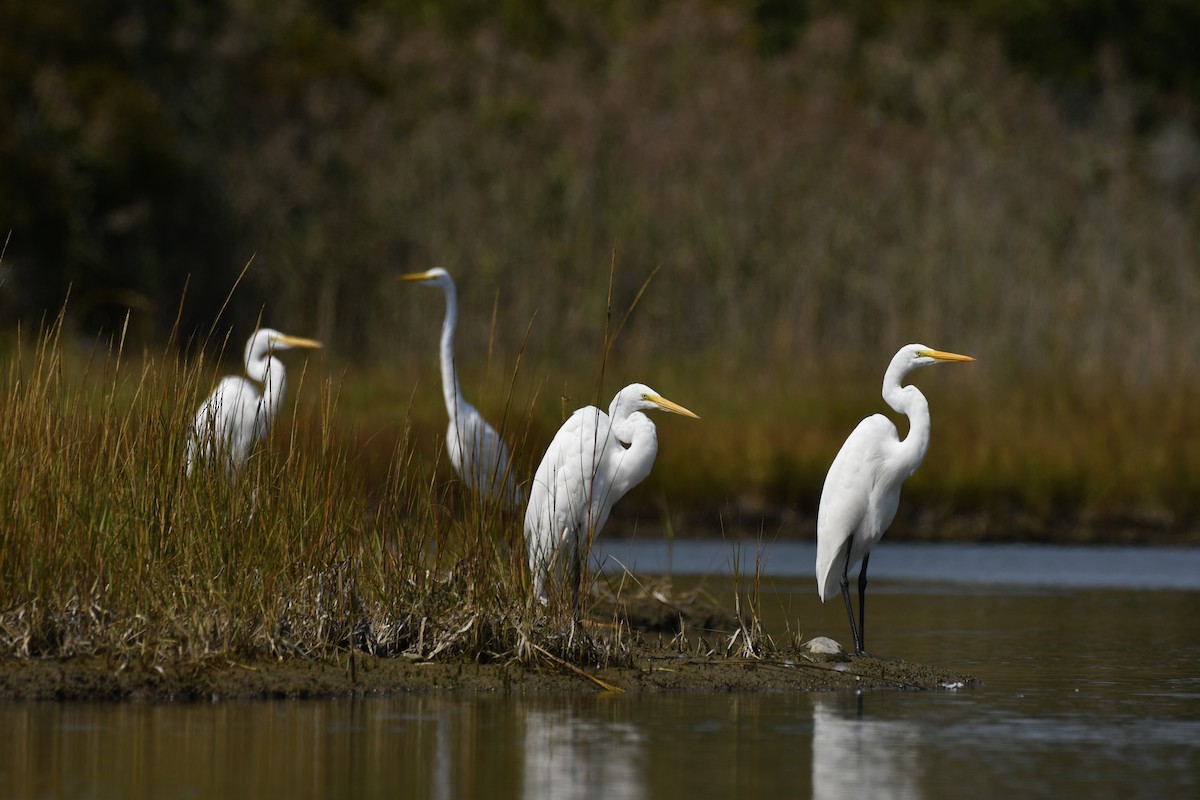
[[0, 649, 977, 702], [0, 587, 976, 702], [6, 510, 1187, 704]]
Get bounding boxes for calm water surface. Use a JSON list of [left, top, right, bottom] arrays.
[[2, 541, 1198, 799]]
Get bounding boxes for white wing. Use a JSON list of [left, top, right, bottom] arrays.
[[186, 376, 267, 475], [447, 401, 524, 507], [524, 406, 612, 596], [815, 414, 902, 601]]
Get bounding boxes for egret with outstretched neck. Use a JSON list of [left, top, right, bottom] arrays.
[[186, 328, 322, 476], [815, 344, 974, 657], [399, 268, 523, 507]]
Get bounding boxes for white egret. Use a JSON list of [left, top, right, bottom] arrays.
[[186, 328, 322, 476], [399, 268, 523, 507], [524, 383, 699, 603], [815, 344, 974, 656]]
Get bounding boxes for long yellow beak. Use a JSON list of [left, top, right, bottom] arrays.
[[398, 270, 437, 283], [922, 349, 974, 363], [647, 394, 700, 419], [276, 334, 322, 349]]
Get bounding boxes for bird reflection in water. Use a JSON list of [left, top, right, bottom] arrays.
[[812, 696, 921, 800], [521, 705, 645, 800]]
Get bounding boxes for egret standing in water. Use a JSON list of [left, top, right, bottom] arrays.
[[525, 383, 699, 604], [816, 344, 974, 656], [186, 328, 322, 476], [399, 268, 523, 507]]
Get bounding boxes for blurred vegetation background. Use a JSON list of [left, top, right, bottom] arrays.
[[4, 0, 1200, 539]]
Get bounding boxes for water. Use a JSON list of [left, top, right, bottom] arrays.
[[2, 541, 1198, 798]]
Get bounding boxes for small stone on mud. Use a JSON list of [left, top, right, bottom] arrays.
[[799, 637, 849, 661]]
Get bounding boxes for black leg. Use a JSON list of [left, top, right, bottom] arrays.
[[569, 535, 583, 628], [839, 546, 864, 656], [857, 553, 871, 657]]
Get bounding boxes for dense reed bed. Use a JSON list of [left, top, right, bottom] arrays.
[[0, 321, 613, 671]]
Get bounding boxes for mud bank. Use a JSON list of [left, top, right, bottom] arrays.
[[0, 585, 977, 702], [0, 646, 976, 702]]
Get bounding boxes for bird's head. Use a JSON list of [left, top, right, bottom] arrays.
[[897, 343, 975, 372], [610, 383, 700, 421], [268, 330, 322, 352], [398, 267, 453, 288], [247, 328, 322, 362]]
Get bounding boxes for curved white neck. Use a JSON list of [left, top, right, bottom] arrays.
[[437, 280, 465, 423], [248, 354, 286, 419], [882, 362, 931, 479], [609, 410, 659, 494]]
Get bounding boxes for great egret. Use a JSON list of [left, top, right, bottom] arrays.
[[524, 383, 699, 603], [815, 344, 974, 656], [186, 328, 322, 476], [399, 268, 523, 507]]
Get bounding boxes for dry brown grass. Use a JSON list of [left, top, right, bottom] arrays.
[[0, 321, 613, 670]]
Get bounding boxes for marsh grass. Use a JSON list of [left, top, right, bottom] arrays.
[[2, 293, 768, 680], [0, 267, 795, 678], [0, 316, 645, 673], [2, 311, 1193, 686]]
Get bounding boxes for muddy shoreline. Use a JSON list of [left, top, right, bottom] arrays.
[[22, 503, 1183, 704], [0, 648, 976, 702], [0, 584, 977, 701]]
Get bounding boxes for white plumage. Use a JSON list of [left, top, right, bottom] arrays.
[[525, 383, 698, 602], [815, 414, 905, 603], [815, 343, 973, 656], [186, 328, 321, 476], [399, 268, 523, 508]]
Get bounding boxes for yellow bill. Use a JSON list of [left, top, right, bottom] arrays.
[[398, 270, 439, 282], [921, 349, 974, 363], [646, 394, 700, 419], [274, 334, 322, 349]]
